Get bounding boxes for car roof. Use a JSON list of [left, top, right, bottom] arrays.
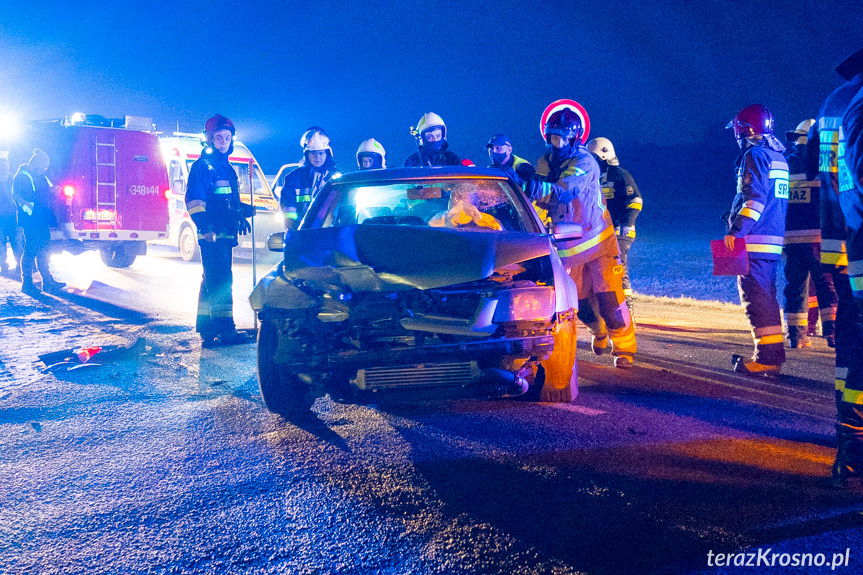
[[332, 166, 510, 185]]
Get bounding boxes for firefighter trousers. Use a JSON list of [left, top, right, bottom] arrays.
[[618, 236, 634, 310], [832, 270, 863, 479], [738, 258, 785, 365], [571, 254, 636, 359], [197, 241, 236, 338], [20, 224, 55, 284], [783, 243, 837, 338]]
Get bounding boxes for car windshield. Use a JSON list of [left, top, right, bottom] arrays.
[[313, 178, 537, 232]]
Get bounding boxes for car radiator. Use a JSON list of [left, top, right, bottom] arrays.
[[352, 362, 481, 390]]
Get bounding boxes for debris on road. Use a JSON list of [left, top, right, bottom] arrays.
[[38, 337, 148, 372]]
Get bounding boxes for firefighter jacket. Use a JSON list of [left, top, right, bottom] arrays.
[[404, 141, 463, 167], [806, 72, 863, 269], [597, 160, 642, 240], [488, 155, 535, 187], [279, 158, 338, 224], [727, 142, 789, 261], [840, 84, 863, 298], [12, 166, 56, 231], [185, 147, 242, 246], [783, 142, 821, 246], [532, 146, 618, 265]]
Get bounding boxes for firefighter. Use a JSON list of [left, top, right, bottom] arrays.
[[356, 138, 386, 170], [405, 113, 464, 167], [0, 155, 23, 278], [280, 127, 339, 229], [587, 137, 643, 313], [724, 105, 789, 376], [531, 107, 636, 376], [782, 119, 837, 348], [486, 133, 535, 186], [185, 114, 254, 348], [825, 48, 863, 488], [12, 148, 65, 294]]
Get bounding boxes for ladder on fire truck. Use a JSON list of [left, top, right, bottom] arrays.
[[95, 133, 117, 229]]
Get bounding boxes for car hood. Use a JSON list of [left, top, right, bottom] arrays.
[[282, 225, 552, 291]]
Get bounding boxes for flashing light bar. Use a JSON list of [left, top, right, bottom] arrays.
[[63, 185, 75, 199]]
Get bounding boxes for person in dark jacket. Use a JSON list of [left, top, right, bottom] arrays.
[[781, 119, 837, 348], [13, 148, 65, 294], [405, 113, 465, 167], [588, 137, 643, 313], [485, 133, 535, 186], [826, 47, 863, 489], [0, 156, 23, 278], [724, 105, 789, 376], [185, 114, 254, 348], [280, 127, 339, 229]]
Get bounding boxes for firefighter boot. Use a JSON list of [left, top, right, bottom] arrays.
[[591, 335, 611, 356], [613, 354, 634, 369], [822, 320, 836, 348], [41, 277, 67, 293], [788, 332, 812, 349], [732, 354, 781, 377], [21, 278, 40, 295]]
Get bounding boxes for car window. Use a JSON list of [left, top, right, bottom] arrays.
[[317, 179, 535, 232]]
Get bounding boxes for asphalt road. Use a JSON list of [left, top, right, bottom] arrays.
[[0, 248, 860, 575]]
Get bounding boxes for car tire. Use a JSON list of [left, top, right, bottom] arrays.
[[257, 317, 313, 417], [99, 246, 137, 268], [178, 225, 200, 262], [538, 314, 578, 402]]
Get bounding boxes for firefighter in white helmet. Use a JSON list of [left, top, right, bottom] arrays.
[[587, 137, 643, 314], [405, 112, 466, 167], [356, 138, 386, 170], [280, 127, 340, 229], [782, 119, 837, 348]]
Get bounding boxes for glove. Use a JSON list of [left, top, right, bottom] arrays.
[[238, 217, 251, 236], [22, 203, 33, 216]]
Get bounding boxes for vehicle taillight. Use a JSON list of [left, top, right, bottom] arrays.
[[63, 185, 75, 199], [165, 189, 171, 199]]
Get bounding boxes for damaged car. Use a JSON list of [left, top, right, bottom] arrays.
[[250, 167, 582, 417]]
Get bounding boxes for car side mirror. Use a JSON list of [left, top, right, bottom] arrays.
[[551, 223, 584, 242], [267, 232, 285, 252]]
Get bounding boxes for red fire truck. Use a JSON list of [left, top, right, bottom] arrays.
[[9, 114, 169, 267]]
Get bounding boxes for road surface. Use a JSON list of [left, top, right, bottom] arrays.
[[0, 248, 859, 575]]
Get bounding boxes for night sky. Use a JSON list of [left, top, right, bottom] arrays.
[[2, 1, 863, 185]]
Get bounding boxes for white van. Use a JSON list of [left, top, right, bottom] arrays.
[[157, 133, 284, 261]]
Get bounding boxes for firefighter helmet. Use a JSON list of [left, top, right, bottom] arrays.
[[587, 137, 619, 166], [356, 138, 386, 169], [836, 47, 863, 81], [544, 108, 583, 144], [727, 104, 774, 140], [204, 114, 235, 137], [304, 131, 332, 153], [785, 119, 815, 144], [300, 126, 327, 149], [416, 112, 447, 140]]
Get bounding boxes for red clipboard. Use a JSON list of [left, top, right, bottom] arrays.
[[711, 239, 749, 276]]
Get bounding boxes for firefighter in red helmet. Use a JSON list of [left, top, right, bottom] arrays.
[[530, 107, 637, 389], [724, 104, 789, 376], [185, 114, 254, 348]]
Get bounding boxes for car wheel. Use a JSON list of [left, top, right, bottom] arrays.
[[257, 317, 313, 417], [99, 246, 137, 268], [537, 314, 578, 402], [178, 225, 200, 262]]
